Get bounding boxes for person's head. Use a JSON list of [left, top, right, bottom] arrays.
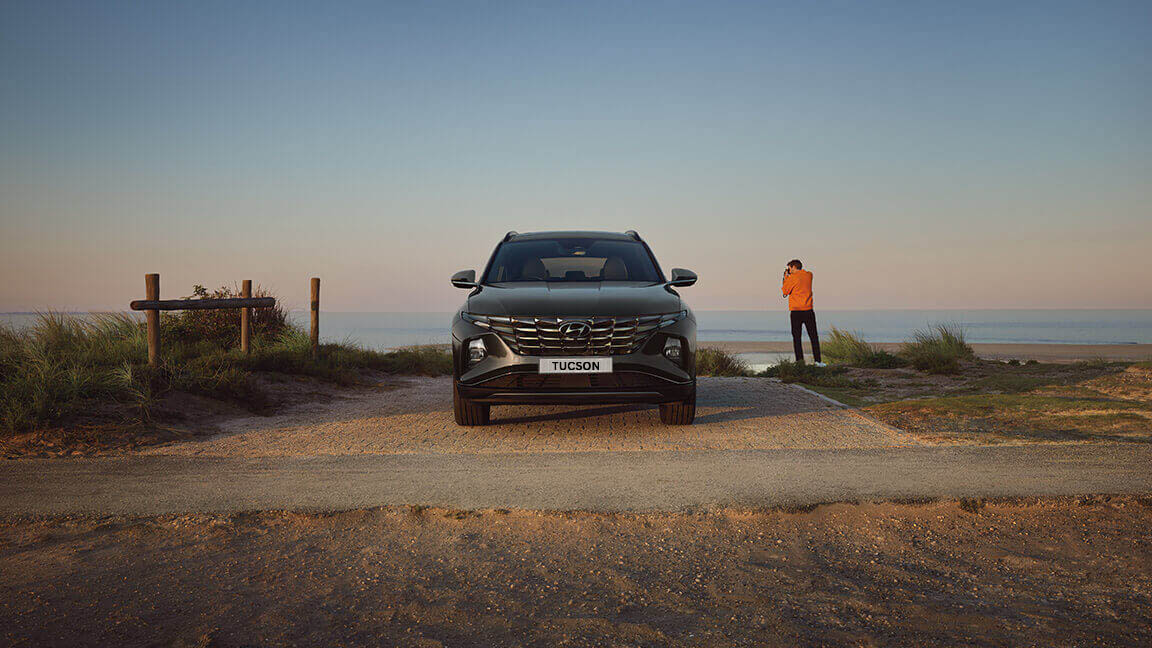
[[787, 259, 803, 271]]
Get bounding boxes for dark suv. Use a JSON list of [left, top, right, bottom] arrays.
[[450, 231, 698, 426]]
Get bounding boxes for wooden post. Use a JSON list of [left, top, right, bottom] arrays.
[[240, 279, 252, 354], [145, 273, 160, 367], [310, 277, 320, 361]]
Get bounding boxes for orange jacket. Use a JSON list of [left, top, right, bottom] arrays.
[[782, 269, 814, 311]]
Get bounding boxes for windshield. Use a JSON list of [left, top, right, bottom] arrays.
[[483, 238, 663, 283]]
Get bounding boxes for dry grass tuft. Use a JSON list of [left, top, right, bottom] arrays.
[[900, 324, 975, 374], [695, 347, 753, 376], [823, 328, 906, 368]]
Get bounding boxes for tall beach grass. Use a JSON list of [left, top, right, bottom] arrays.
[[0, 313, 148, 434], [900, 323, 975, 374], [822, 328, 906, 368], [1, 299, 452, 434], [695, 347, 753, 377]]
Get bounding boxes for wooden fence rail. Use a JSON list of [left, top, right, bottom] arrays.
[[128, 297, 276, 311], [129, 273, 285, 367]]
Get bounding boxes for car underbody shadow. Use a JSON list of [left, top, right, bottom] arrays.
[[492, 404, 654, 424]]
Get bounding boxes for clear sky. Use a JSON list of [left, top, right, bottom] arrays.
[[2, 0, 1150, 312]]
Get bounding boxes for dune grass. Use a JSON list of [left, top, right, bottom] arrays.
[[0, 307, 452, 435], [760, 359, 872, 405], [695, 347, 754, 377], [1072, 356, 1113, 371], [822, 328, 907, 368], [238, 327, 451, 382], [900, 324, 975, 374], [0, 313, 148, 434], [761, 359, 854, 386]]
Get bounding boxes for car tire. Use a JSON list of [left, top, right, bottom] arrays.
[[453, 381, 490, 426], [659, 388, 696, 425]]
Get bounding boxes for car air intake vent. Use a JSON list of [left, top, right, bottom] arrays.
[[470, 315, 673, 356]]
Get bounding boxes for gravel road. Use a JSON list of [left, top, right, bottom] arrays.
[[141, 376, 915, 457], [5, 376, 1149, 515], [4, 445, 1151, 515]]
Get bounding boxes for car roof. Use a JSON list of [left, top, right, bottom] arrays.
[[506, 231, 637, 242]]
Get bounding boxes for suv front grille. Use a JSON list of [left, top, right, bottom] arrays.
[[478, 372, 671, 389], [469, 314, 677, 356]]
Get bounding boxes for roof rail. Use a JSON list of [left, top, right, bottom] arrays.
[[625, 230, 641, 241], [503, 231, 519, 242]]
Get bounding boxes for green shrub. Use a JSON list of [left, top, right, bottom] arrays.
[[696, 347, 753, 377], [762, 359, 856, 388], [161, 284, 289, 349], [900, 324, 975, 374], [822, 328, 907, 368]]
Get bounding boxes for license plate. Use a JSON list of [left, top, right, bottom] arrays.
[[538, 357, 613, 374]]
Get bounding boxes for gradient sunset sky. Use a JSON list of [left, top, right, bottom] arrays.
[[2, 0, 1149, 312]]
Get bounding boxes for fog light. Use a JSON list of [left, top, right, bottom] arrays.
[[468, 338, 487, 365], [663, 338, 682, 364]]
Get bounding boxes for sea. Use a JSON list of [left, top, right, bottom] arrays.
[[5, 309, 1150, 369]]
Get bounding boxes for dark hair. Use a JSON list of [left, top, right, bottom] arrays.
[[787, 259, 803, 269]]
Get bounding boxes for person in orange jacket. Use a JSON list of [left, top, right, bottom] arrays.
[[782, 259, 825, 366]]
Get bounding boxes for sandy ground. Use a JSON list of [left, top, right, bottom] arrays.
[[2, 498, 1150, 647], [704, 341, 1152, 363], [6, 445, 1152, 515], [8, 373, 1148, 515], [140, 376, 916, 457]]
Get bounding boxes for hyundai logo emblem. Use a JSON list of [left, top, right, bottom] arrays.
[[558, 321, 592, 339]]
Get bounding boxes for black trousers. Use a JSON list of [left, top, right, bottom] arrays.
[[790, 309, 821, 363]]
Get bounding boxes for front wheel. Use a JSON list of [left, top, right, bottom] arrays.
[[453, 381, 490, 426], [659, 389, 696, 425]]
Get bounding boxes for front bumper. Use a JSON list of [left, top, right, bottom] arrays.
[[451, 313, 696, 405]]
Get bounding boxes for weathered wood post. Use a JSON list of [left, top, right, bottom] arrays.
[[310, 277, 320, 361], [145, 273, 160, 367], [240, 279, 252, 354]]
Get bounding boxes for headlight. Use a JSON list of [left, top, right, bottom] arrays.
[[663, 338, 683, 364], [659, 310, 688, 327], [467, 338, 487, 365]]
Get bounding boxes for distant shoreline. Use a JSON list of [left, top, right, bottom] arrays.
[[703, 341, 1152, 363]]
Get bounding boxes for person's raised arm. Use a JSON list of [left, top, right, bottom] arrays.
[[782, 270, 795, 297]]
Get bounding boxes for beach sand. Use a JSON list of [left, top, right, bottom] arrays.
[[702, 341, 1152, 363], [3, 499, 1150, 646]]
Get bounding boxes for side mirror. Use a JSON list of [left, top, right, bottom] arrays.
[[451, 269, 478, 289], [668, 268, 697, 287]]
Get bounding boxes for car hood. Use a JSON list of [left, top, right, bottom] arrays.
[[466, 282, 682, 317]]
